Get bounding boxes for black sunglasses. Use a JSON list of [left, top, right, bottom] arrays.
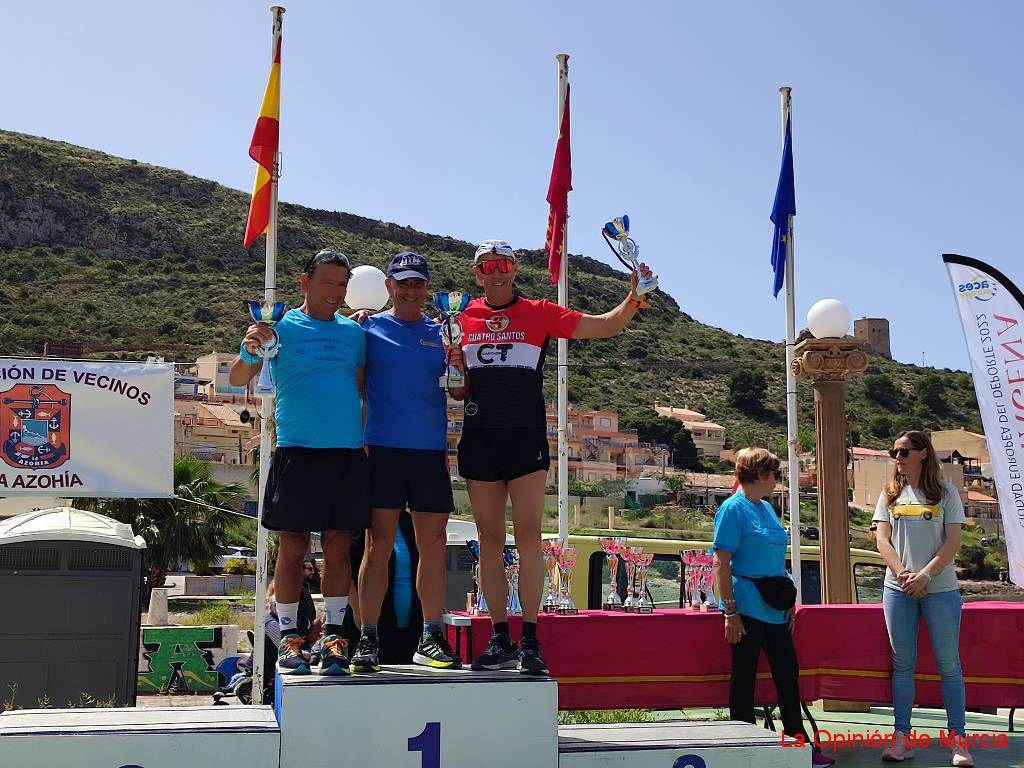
[[889, 447, 919, 459]]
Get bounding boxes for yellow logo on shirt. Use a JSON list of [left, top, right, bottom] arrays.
[[892, 504, 940, 521]]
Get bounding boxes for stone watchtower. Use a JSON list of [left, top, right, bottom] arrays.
[[853, 317, 891, 359]]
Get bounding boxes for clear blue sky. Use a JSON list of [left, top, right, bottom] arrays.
[[9, 1, 1024, 372]]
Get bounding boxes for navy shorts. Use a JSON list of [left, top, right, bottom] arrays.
[[457, 428, 550, 483], [261, 446, 371, 532], [367, 445, 454, 514]]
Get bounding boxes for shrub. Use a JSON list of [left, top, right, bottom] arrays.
[[223, 557, 255, 575]]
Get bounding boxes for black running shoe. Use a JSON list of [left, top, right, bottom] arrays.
[[470, 634, 518, 671], [517, 638, 549, 676], [277, 633, 310, 675], [413, 631, 462, 669], [349, 634, 381, 673], [318, 634, 351, 676]]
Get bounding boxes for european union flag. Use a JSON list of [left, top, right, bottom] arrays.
[[770, 117, 796, 297]]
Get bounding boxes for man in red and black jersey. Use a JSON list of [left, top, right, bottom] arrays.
[[458, 239, 654, 675]]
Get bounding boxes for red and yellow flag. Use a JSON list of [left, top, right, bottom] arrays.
[[544, 84, 572, 284], [243, 35, 281, 249]]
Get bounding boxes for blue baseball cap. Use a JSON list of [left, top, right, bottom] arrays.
[[387, 251, 430, 282]]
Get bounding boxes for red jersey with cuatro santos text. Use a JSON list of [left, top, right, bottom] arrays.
[[458, 296, 582, 429]]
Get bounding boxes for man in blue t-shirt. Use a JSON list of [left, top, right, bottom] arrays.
[[230, 249, 369, 678], [350, 251, 466, 673]]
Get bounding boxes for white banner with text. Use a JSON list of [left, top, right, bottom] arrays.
[[944, 254, 1024, 585], [0, 358, 172, 497]]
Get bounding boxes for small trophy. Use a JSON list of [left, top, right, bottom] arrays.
[[435, 291, 471, 390], [244, 300, 287, 396], [622, 547, 640, 612], [635, 550, 655, 614], [503, 546, 522, 616], [701, 550, 717, 611], [542, 539, 563, 613], [600, 536, 627, 611], [466, 540, 488, 615], [601, 215, 658, 296], [557, 546, 579, 615]]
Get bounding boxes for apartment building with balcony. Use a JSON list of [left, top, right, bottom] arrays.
[[654, 404, 727, 457]]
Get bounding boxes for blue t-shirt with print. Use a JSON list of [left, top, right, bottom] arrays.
[[269, 309, 365, 449], [713, 491, 790, 624], [363, 313, 447, 451]]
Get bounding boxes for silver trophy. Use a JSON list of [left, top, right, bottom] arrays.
[[504, 546, 522, 616], [435, 291, 471, 391], [244, 300, 287, 396], [466, 540, 488, 615], [622, 547, 640, 612], [557, 546, 579, 615], [601, 215, 658, 296], [682, 550, 703, 610], [600, 536, 627, 611], [701, 550, 717, 611], [542, 539, 563, 613], [635, 550, 655, 613]]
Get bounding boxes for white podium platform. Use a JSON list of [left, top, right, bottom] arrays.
[[558, 720, 810, 767], [276, 664, 558, 768], [0, 705, 281, 768]]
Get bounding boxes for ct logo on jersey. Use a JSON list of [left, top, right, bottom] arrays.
[[1, 384, 71, 470], [486, 314, 510, 332]]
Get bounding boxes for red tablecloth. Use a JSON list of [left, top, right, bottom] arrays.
[[445, 603, 1024, 711]]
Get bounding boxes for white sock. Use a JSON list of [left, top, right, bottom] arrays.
[[324, 596, 349, 626], [278, 602, 299, 635]]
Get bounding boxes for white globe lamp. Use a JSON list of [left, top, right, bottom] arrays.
[[345, 265, 389, 312], [806, 299, 851, 339]]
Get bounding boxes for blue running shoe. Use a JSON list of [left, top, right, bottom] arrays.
[[277, 633, 310, 675], [318, 634, 351, 676]]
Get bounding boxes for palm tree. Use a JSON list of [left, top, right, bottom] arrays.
[[75, 454, 246, 591]]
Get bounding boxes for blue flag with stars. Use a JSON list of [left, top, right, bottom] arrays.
[[771, 117, 796, 297]]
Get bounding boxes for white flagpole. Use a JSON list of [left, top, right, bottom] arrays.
[[780, 86, 802, 604], [252, 3, 284, 704], [556, 53, 570, 542]]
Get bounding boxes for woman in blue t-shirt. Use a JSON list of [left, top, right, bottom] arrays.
[[713, 448, 833, 767]]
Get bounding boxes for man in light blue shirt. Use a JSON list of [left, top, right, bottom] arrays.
[[230, 249, 368, 678]]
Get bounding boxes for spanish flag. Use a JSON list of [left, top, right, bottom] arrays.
[[544, 84, 572, 285], [243, 35, 281, 249]]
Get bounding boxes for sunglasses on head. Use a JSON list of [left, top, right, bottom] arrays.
[[475, 258, 515, 275], [889, 447, 919, 459], [304, 252, 351, 275]]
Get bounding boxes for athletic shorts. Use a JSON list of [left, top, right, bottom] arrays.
[[457, 428, 550, 483], [367, 445, 454, 514], [261, 446, 371, 533]]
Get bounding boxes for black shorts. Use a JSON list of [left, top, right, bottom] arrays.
[[367, 446, 454, 514], [457, 428, 550, 483], [261, 446, 371, 533]]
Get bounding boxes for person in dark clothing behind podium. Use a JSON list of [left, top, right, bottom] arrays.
[[344, 511, 424, 664]]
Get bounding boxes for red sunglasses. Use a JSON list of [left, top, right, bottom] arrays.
[[475, 258, 515, 275]]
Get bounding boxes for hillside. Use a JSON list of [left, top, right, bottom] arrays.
[[0, 129, 983, 452]]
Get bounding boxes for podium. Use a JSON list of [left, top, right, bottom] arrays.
[[276, 665, 558, 768], [0, 705, 280, 768]]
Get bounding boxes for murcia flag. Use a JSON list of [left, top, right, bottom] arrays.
[[545, 85, 572, 285]]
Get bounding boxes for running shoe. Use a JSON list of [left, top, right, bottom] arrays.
[[318, 634, 351, 676], [951, 743, 974, 767], [277, 633, 309, 675], [349, 634, 381, 673], [517, 638, 549, 676], [413, 631, 462, 669], [470, 633, 518, 671]]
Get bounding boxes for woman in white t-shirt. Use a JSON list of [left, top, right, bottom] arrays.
[[872, 430, 971, 767]]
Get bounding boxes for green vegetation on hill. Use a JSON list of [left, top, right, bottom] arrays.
[[0, 129, 983, 448]]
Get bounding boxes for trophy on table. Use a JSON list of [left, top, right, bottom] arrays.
[[634, 550, 655, 614], [435, 291, 476, 412], [542, 539, 563, 613], [701, 550, 718, 611], [601, 215, 658, 297], [466, 540, 488, 615], [503, 545, 522, 616], [244, 300, 287, 396], [681, 550, 703, 610], [557, 546, 579, 615], [622, 547, 640, 612], [600, 536, 627, 611]]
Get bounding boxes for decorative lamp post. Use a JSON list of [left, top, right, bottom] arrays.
[[792, 299, 868, 604]]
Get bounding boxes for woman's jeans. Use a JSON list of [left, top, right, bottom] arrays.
[[730, 614, 808, 740], [882, 586, 966, 737]]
